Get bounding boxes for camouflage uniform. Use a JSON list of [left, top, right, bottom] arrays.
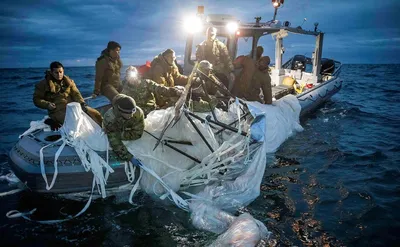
[[232, 55, 272, 104], [196, 39, 234, 76], [94, 49, 123, 101], [121, 78, 180, 116], [33, 72, 103, 125], [144, 54, 188, 87], [103, 101, 145, 161]]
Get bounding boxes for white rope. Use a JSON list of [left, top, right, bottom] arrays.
[[128, 167, 143, 205], [39, 138, 63, 190], [0, 188, 24, 197], [136, 161, 189, 211]]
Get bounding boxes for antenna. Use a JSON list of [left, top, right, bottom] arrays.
[[301, 18, 307, 26], [297, 18, 307, 29], [255, 17, 262, 27], [314, 22, 319, 32]]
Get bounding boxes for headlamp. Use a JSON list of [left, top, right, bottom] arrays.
[[129, 70, 138, 79]]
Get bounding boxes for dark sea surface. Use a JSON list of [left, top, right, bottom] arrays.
[[0, 64, 399, 246]]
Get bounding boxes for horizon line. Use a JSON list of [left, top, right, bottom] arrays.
[[0, 63, 399, 69]]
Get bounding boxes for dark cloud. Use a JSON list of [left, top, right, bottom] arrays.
[[0, 0, 399, 68]]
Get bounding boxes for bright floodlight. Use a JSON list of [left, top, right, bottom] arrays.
[[129, 70, 137, 78], [184, 16, 203, 33], [226, 22, 238, 33]]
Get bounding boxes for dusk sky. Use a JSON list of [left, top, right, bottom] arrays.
[[1, 0, 399, 68]]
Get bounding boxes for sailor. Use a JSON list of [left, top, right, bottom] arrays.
[[194, 60, 231, 96], [255, 46, 264, 60], [103, 94, 145, 161], [195, 27, 235, 90], [121, 66, 183, 116], [144, 49, 188, 87], [189, 60, 231, 112], [232, 56, 272, 104], [33, 61, 103, 129], [92, 41, 123, 102]]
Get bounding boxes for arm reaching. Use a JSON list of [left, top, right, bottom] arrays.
[[33, 82, 52, 109]]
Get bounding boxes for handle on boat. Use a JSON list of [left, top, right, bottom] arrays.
[[83, 96, 93, 101]]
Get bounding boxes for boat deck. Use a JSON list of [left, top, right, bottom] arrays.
[[271, 85, 293, 99]]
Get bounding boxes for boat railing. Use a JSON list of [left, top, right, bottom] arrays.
[[331, 60, 342, 77]]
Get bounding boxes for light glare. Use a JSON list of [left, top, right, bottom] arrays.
[[129, 70, 137, 78], [184, 16, 203, 33], [226, 22, 238, 33]]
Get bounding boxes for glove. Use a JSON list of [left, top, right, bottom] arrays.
[[130, 157, 142, 167], [173, 87, 184, 96], [80, 102, 88, 113], [47, 102, 56, 110]]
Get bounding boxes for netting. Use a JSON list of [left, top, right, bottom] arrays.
[[9, 95, 303, 245]]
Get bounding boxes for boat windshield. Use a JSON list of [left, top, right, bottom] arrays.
[[236, 36, 253, 58]]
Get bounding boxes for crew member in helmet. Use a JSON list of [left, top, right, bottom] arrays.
[[192, 60, 230, 96], [189, 60, 232, 112], [121, 66, 183, 116], [102, 94, 144, 161]]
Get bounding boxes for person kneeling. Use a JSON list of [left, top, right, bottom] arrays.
[[103, 94, 144, 161], [121, 66, 183, 116], [33, 61, 102, 130]]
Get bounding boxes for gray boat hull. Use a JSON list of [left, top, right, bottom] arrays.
[[8, 129, 131, 194], [298, 77, 342, 116]]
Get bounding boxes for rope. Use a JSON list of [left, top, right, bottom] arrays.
[[39, 138, 63, 190]]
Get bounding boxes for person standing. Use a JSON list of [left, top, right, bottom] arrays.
[[232, 56, 272, 104], [92, 41, 123, 102], [195, 27, 235, 90], [33, 61, 103, 128]]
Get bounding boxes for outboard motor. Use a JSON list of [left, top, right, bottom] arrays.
[[320, 58, 335, 75]]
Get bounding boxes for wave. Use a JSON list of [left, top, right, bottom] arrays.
[[6, 76, 22, 80], [343, 150, 388, 161], [363, 74, 378, 78], [27, 76, 42, 80], [17, 83, 34, 88]]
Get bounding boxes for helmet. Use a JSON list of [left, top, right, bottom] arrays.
[[116, 95, 137, 114], [126, 66, 138, 79], [197, 60, 213, 76]]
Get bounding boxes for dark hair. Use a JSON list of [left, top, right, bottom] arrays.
[[162, 48, 175, 56], [50, 61, 64, 71], [256, 46, 264, 56], [107, 41, 121, 51]]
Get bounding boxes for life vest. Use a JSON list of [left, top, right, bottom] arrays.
[[138, 61, 151, 76]]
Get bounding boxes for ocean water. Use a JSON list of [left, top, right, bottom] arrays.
[[0, 64, 399, 246]]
